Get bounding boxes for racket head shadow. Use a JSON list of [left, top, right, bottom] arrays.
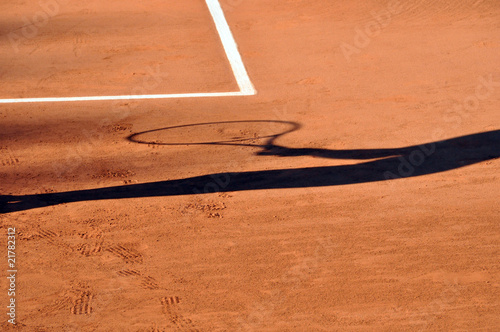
[[127, 120, 301, 147]]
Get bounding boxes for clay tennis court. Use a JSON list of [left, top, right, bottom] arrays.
[[1, 0, 499, 330]]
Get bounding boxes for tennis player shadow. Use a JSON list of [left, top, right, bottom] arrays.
[[1, 129, 499, 214]]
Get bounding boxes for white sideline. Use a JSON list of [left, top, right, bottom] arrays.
[[0, 0, 256, 104], [205, 0, 255, 95]]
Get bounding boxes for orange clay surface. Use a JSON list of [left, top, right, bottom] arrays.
[[1, 0, 499, 331]]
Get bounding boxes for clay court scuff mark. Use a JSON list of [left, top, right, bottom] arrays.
[[1, 156, 20, 166], [0, 148, 20, 166], [73, 32, 90, 58], [1, 129, 499, 214], [70, 290, 94, 315], [140, 276, 160, 290], [106, 244, 143, 264], [115, 269, 163, 292], [36, 228, 59, 239], [160, 296, 200, 331], [135, 326, 169, 332], [32, 226, 109, 254], [76, 240, 104, 257], [26, 227, 76, 250], [116, 269, 142, 277], [78, 228, 104, 239]]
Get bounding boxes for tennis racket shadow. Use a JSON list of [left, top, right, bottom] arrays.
[[1, 127, 499, 214]]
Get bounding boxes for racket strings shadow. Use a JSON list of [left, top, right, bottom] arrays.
[[1, 129, 499, 214]]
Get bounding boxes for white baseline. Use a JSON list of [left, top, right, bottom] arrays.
[[0, 0, 256, 104]]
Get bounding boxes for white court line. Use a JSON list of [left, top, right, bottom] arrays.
[[0, 0, 256, 104], [206, 0, 255, 95]]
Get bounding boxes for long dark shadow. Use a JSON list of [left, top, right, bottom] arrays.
[[1, 130, 498, 214]]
